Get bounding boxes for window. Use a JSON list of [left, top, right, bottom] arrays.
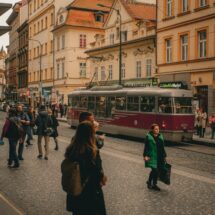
[[62, 35, 65, 49], [62, 62, 65, 78], [166, 0, 172, 17], [80, 35, 86, 48], [198, 30, 207, 58], [37, 46, 39, 57], [57, 37, 60, 51], [80, 63, 86, 77], [45, 16, 48, 28], [45, 68, 47, 80], [71, 96, 80, 108], [95, 14, 104, 22], [158, 97, 173, 113], [94, 67, 98, 81], [45, 43, 47, 54], [50, 13, 54, 25], [106, 97, 116, 117], [38, 22, 40, 32], [165, 39, 172, 63], [95, 96, 106, 117], [50, 40, 53, 53], [136, 61, 142, 78], [80, 96, 88, 108], [34, 24, 36, 34], [127, 96, 139, 112], [41, 19, 43, 30], [199, 0, 207, 7], [140, 96, 155, 112], [182, 0, 188, 12], [121, 63, 125, 79], [30, 4, 32, 15], [29, 27, 32, 37], [121, 31, 127, 42], [109, 34, 114, 45], [174, 97, 192, 114], [108, 65, 113, 80], [57, 63, 60, 79], [180, 34, 188, 61], [116, 96, 126, 110], [101, 66, 106, 81], [116, 27, 120, 40], [146, 59, 152, 77], [88, 96, 95, 112]]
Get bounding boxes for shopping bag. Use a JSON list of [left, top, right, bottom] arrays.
[[159, 162, 171, 185]]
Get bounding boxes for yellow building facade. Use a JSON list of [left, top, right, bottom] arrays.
[[157, 0, 215, 115], [28, 0, 54, 105]]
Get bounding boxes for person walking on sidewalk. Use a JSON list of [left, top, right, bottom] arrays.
[[143, 123, 167, 191], [209, 113, 215, 139], [64, 121, 107, 215], [200, 108, 207, 138], [26, 106, 35, 146], [16, 104, 30, 160], [35, 105, 53, 160], [47, 108, 59, 150], [1, 109, 23, 168]]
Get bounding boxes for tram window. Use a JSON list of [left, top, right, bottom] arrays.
[[106, 97, 116, 117], [72, 96, 80, 108], [158, 97, 173, 113], [79, 96, 88, 108], [68, 97, 72, 106], [174, 97, 192, 114], [127, 96, 139, 112], [95, 96, 106, 117], [140, 96, 155, 112], [88, 96, 95, 112], [116, 96, 126, 110]]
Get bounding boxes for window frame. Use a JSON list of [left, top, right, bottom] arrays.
[[136, 61, 142, 78]]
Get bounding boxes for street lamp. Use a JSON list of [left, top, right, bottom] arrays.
[[29, 38, 42, 105], [97, 4, 122, 85]]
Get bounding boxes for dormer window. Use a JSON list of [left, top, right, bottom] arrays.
[[59, 15, 64, 24], [95, 12, 104, 22]]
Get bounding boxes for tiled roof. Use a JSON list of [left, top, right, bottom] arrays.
[[121, 1, 156, 21], [70, 0, 113, 11], [65, 10, 108, 28]]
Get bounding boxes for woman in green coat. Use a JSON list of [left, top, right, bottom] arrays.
[[143, 123, 167, 191]]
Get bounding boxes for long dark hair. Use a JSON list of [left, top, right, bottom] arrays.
[[65, 121, 97, 160]]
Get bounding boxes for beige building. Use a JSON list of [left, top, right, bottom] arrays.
[[6, 2, 22, 101], [52, 0, 113, 104], [86, 0, 156, 87], [0, 48, 6, 100], [157, 0, 215, 115], [28, 0, 55, 105]]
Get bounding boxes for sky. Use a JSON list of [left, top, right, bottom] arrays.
[[0, 0, 156, 51]]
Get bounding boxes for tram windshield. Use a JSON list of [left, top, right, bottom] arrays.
[[174, 97, 193, 114]]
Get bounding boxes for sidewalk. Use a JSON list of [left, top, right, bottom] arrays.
[[0, 192, 24, 215], [57, 117, 215, 147]]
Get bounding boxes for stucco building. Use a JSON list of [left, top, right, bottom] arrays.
[[52, 0, 113, 104], [157, 0, 215, 115], [86, 0, 156, 87], [0, 48, 6, 100], [6, 2, 22, 101], [28, 0, 55, 105], [17, 0, 29, 102]]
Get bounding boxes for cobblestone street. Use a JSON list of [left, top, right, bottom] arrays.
[[0, 112, 215, 215]]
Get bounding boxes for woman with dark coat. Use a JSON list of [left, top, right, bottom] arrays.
[[1, 108, 21, 168], [143, 123, 167, 191], [48, 108, 59, 150], [64, 121, 107, 215]]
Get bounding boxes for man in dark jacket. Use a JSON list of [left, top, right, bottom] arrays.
[[35, 105, 53, 160]]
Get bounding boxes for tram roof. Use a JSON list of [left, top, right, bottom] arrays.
[[68, 87, 193, 97]]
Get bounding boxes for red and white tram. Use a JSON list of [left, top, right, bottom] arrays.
[[67, 86, 195, 142]]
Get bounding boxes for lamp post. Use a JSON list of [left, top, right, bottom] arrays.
[[29, 38, 42, 105], [97, 4, 122, 85]]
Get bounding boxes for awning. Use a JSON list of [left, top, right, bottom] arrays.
[[0, 26, 11, 36], [0, 3, 12, 16]]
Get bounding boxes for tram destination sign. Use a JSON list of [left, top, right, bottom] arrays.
[[159, 81, 188, 89]]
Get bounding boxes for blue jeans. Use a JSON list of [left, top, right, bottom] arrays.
[[8, 139, 19, 164]]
